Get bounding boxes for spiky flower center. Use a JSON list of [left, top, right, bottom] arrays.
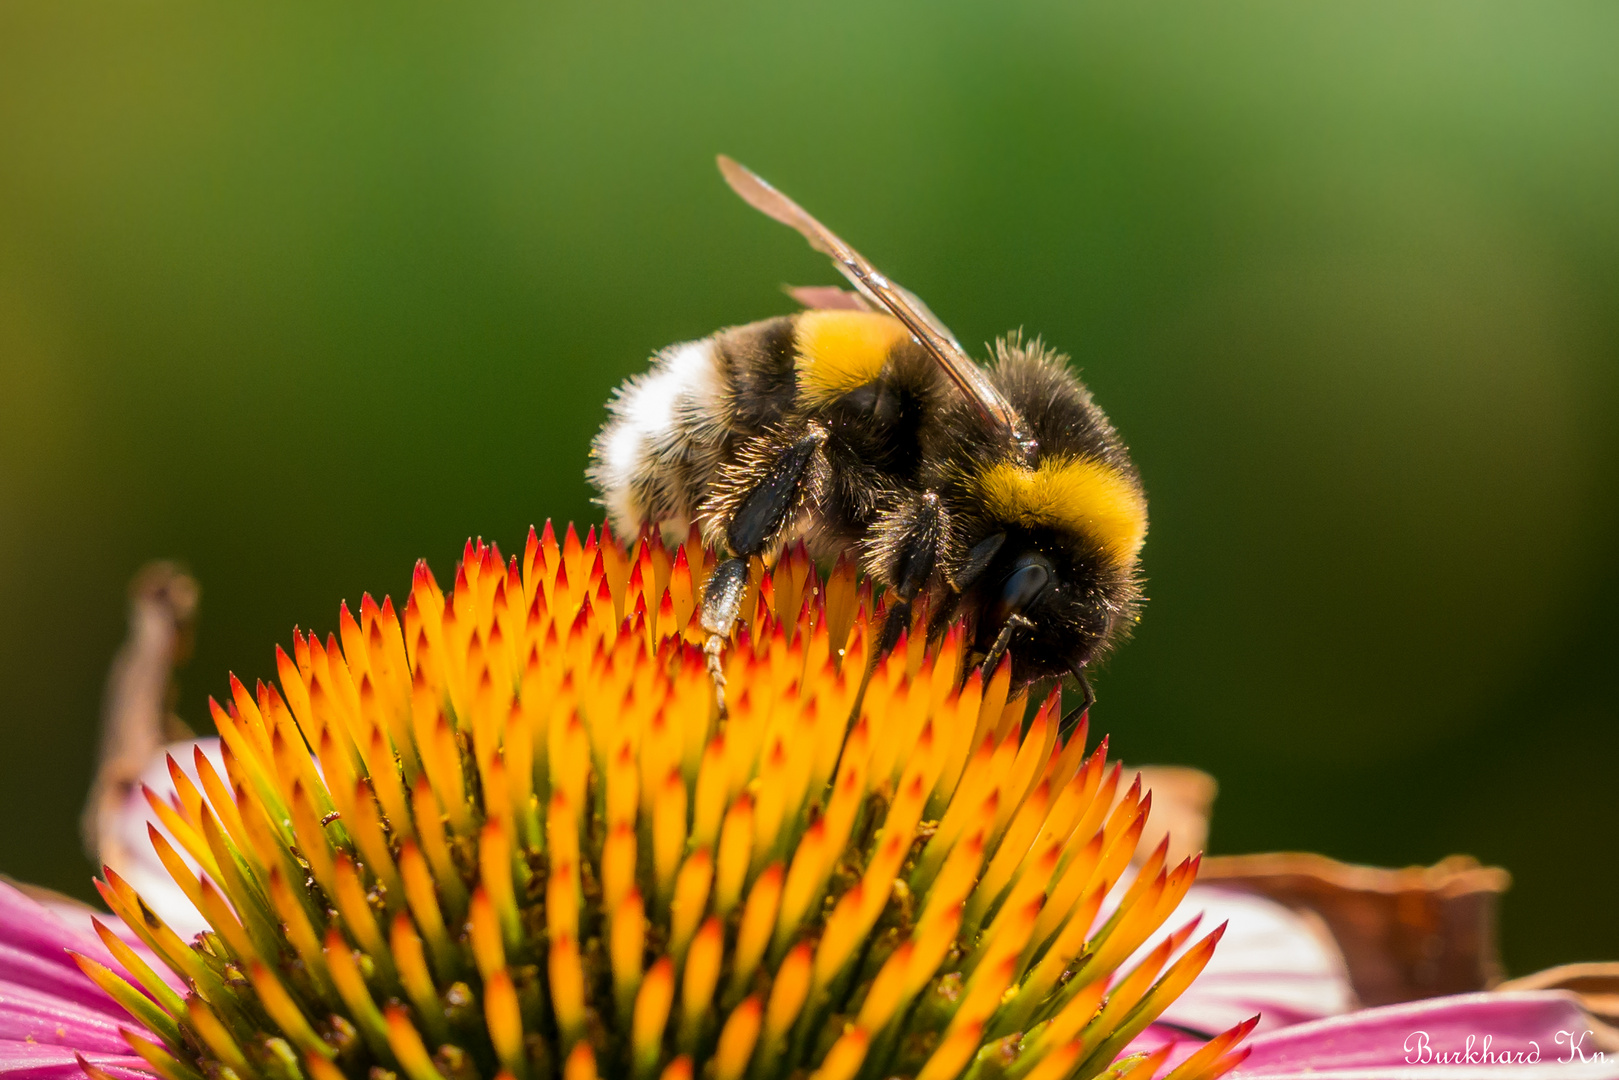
[[77, 524, 1247, 1080]]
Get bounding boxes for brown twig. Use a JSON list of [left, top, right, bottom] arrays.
[[81, 561, 198, 872]]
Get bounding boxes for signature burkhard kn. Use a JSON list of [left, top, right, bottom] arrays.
[[1404, 1030, 1608, 1065]]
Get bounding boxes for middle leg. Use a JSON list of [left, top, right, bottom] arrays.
[[698, 424, 828, 707], [847, 490, 949, 716]]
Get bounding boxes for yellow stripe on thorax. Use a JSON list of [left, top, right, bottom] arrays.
[[978, 456, 1148, 566], [793, 310, 910, 402]]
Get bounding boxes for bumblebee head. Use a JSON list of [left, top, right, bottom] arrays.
[[953, 524, 1128, 683], [934, 337, 1148, 684]]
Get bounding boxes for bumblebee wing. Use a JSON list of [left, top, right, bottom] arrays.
[[784, 285, 873, 312], [719, 155, 1032, 451]]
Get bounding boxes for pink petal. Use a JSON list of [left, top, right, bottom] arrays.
[[32, 897, 188, 993], [0, 1041, 150, 1080], [0, 885, 125, 1014], [1231, 990, 1619, 1079], [1125, 1024, 1190, 1058], [0, 983, 138, 1054], [103, 738, 220, 938], [1131, 884, 1356, 1038]]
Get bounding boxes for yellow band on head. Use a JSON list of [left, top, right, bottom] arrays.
[[977, 456, 1147, 566], [794, 310, 910, 402]]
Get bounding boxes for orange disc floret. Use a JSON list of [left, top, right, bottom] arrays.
[[88, 522, 1249, 1080]]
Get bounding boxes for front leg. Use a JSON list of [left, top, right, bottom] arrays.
[[1059, 662, 1094, 739], [699, 425, 828, 707]]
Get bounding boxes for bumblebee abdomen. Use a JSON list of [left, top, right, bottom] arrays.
[[589, 335, 736, 539], [790, 309, 912, 403], [591, 311, 929, 541]]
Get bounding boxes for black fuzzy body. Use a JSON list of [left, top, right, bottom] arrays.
[[589, 313, 1145, 684]]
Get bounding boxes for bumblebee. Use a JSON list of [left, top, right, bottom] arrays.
[[589, 156, 1146, 715]]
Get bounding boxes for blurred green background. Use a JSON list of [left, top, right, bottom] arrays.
[[1, 2, 1614, 975]]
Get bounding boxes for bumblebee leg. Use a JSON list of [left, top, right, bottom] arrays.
[[701, 425, 828, 711], [851, 492, 946, 718], [978, 613, 1031, 682], [724, 426, 827, 557], [700, 556, 750, 702], [874, 600, 912, 662], [872, 493, 945, 660], [948, 530, 1006, 593], [1058, 663, 1094, 740]]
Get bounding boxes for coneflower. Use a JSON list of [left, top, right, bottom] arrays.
[[71, 523, 1250, 1080]]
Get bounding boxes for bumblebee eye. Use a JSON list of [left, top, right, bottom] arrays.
[[990, 552, 1052, 628]]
